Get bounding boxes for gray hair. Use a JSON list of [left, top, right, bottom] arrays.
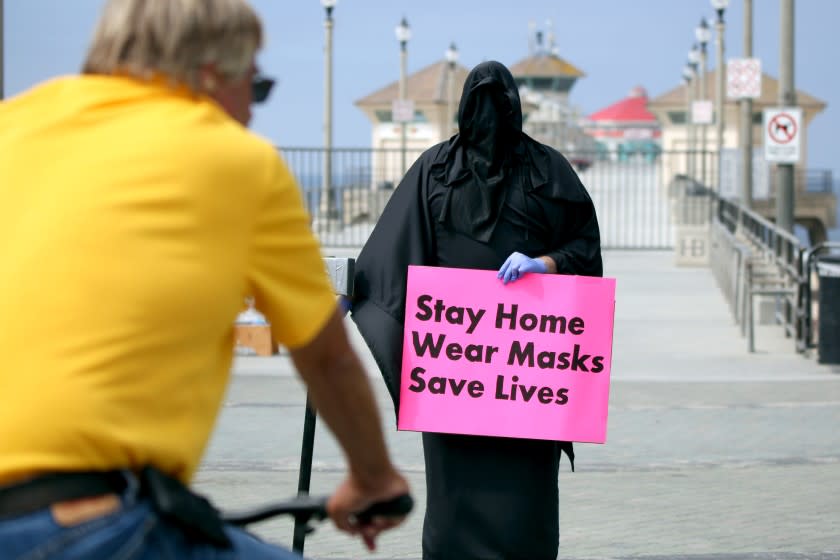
[[83, 0, 263, 91]]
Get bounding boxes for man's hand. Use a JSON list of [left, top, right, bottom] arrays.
[[327, 470, 411, 551], [497, 252, 552, 284]]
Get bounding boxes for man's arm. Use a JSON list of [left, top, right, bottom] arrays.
[[248, 153, 409, 547], [289, 306, 409, 548]]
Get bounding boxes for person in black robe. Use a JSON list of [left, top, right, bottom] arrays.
[[349, 60, 602, 560]]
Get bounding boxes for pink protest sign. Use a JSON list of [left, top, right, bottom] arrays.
[[398, 266, 616, 444]]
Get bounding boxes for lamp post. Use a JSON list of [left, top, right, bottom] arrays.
[[695, 18, 711, 186], [777, 0, 795, 233], [740, 0, 754, 208], [320, 0, 337, 226], [712, 0, 729, 189], [444, 42, 458, 138], [682, 65, 695, 177], [395, 17, 411, 176], [1, 0, 5, 100], [687, 45, 701, 181]]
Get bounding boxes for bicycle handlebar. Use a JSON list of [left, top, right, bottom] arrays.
[[222, 493, 414, 528]]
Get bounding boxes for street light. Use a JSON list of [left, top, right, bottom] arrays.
[[687, 45, 700, 181], [687, 44, 700, 66], [320, 0, 337, 227], [0, 0, 5, 100], [712, 0, 729, 186], [444, 42, 458, 137], [395, 17, 411, 176], [777, 0, 796, 234], [683, 65, 695, 178], [695, 18, 710, 186], [740, 0, 754, 209]]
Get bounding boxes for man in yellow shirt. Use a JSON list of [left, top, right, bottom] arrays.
[[0, 0, 410, 557]]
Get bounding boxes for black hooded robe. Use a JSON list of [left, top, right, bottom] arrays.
[[351, 61, 602, 560]]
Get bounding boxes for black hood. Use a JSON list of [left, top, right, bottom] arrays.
[[457, 60, 524, 154], [431, 61, 588, 243]]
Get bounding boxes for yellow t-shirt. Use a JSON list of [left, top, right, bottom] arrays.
[[0, 76, 337, 484]]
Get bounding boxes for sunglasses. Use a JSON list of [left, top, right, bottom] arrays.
[[252, 75, 276, 104]]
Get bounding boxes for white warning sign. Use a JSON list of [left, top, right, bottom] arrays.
[[763, 108, 801, 164]]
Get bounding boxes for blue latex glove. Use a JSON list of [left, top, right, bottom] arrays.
[[338, 295, 352, 316], [497, 252, 548, 284]]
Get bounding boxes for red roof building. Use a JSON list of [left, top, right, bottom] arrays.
[[584, 86, 662, 159]]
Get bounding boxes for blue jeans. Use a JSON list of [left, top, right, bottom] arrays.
[[0, 486, 302, 559]]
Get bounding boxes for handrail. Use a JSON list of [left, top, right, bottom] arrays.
[[710, 192, 809, 352]]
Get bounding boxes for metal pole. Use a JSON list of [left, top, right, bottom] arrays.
[[715, 8, 726, 189], [322, 6, 335, 226], [292, 395, 318, 554], [1, 0, 5, 100], [776, 0, 796, 233], [399, 40, 407, 176], [684, 76, 693, 176], [699, 46, 708, 186], [687, 71, 696, 179], [739, 0, 754, 208], [447, 61, 455, 137], [691, 70, 700, 180]]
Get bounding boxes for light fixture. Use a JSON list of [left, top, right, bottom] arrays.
[[688, 44, 701, 65], [711, 0, 728, 22], [395, 17, 411, 45], [695, 18, 711, 46], [445, 42, 458, 65]]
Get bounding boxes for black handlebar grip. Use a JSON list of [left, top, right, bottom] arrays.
[[354, 493, 414, 524]]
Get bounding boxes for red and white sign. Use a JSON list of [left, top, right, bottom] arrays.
[[763, 108, 802, 163], [727, 58, 762, 99]]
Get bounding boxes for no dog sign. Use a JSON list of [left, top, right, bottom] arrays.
[[764, 108, 801, 163]]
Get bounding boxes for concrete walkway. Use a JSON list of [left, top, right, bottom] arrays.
[[194, 250, 840, 560]]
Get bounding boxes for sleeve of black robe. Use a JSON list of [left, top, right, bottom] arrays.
[[545, 195, 603, 278], [542, 154, 604, 278], [350, 150, 439, 413]]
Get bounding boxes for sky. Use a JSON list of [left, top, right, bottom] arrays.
[[3, 0, 839, 181]]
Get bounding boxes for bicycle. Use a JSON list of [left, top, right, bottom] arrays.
[[222, 492, 414, 556]]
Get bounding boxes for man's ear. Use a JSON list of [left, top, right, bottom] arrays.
[[198, 64, 220, 93]]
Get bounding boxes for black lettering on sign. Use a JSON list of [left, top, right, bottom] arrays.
[[415, 295, 434, 321], [412, 331, 445, 358], [406, 366, 484, 398], [414, 296, 486, 333], [495, 303, 586, 335], [493, 374, 571, 406], [507, 340, 534, 367]]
